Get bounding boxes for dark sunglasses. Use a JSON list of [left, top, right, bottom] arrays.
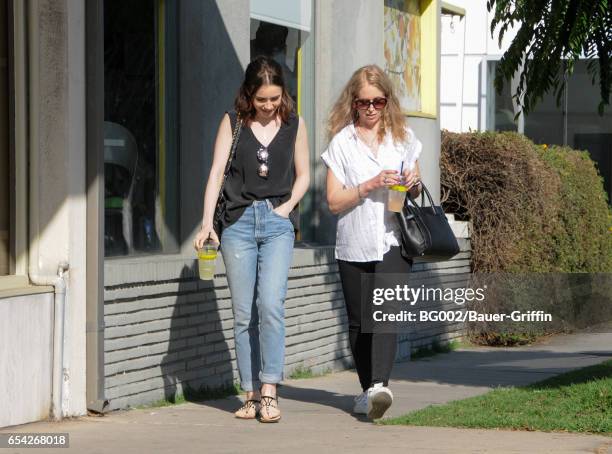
[[353, 97, 388, 111], [257, 146, 269, 178]]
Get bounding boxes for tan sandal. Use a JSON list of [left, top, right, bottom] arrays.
[[258, 395, 281, 423], [234, 399, 260, 419]]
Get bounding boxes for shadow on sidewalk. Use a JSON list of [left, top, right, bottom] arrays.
[[278, 335, 612, 415], [187, 331, 610, 417], [277, 384, 353, 413], [389, 340, 612, 388], [185, 384, 359, 418]]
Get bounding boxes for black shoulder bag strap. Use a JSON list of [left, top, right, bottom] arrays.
[[213, 113, 243, 235]]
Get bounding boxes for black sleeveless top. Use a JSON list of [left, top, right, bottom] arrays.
[[221, 111, 300, 231]]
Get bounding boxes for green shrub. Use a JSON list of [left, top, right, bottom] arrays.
[[539, 146, 612, 272], [441, 132, 612, 344], [441, 131, 612, 273]]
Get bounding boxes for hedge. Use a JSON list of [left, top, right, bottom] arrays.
[[440, 131, 612, 273], [440, 132, 612, 344]]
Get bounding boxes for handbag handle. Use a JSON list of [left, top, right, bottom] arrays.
[[405, 182, 443, 216]]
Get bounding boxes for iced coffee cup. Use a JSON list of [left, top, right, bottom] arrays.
[[198, 240, 219, 280], [387, 184, 408, 212]]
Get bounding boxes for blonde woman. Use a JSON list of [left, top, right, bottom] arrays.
[[321, 65, 422, 420]]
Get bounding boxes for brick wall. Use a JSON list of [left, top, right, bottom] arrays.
[[104, 229, 470, 410]]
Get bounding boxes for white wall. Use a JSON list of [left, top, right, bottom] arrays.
[[0, 293, 54, 427], [28, 0, 88, 418], [440, 0, 518, 132]]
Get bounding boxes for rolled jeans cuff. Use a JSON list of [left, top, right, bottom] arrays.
[[240, 379, 262, 392], [260, 372, 283, 385]]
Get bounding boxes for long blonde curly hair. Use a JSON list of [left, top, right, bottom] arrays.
[[327, 65, 407, 143]]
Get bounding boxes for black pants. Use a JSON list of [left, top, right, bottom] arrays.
[[337, 246, 412, 392]]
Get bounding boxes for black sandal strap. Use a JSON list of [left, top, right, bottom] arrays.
[[260, 396, 278, 407], [239, 399, 259, 410]]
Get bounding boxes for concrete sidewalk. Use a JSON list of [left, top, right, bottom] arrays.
[[2, 331, 611, 454]]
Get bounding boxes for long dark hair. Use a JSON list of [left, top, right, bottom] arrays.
[[234, 56, 294, 123]]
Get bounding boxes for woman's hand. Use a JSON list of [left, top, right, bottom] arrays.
[[402, 169, 421, 190], [402, 161, 422, 197], [326, 169, 400, 215], [362, 170, 401, 193], [273, 202, 292, 219], [193, 226, 219, 251]]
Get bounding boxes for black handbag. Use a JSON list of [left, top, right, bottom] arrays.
[[395, 182, 460, 261], [213, 115, 243, 236]]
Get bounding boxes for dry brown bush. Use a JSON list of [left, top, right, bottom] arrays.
[[440, 131, 562, 272]]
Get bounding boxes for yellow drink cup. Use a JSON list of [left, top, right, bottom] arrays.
[[388, 185, 407, 212], [198, 244, 218, 280]]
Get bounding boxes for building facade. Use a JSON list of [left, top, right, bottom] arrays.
[[1, 0, 469, 427]]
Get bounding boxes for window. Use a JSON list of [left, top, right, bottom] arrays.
[[485, 59, 563, 141], [485, 59, 612, 204], [0, 0, 9, 275], [103, 0, 179, 257], [250, 20, 299, 104], [523, 72, 565, 146], [485, 61, 519, 132], [568, 61, 612, 204], [249, 1, 315, 241]]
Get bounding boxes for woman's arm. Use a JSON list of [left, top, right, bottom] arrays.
[[193, 113, 233, 249], [274, 116, 310, 217], [326, 168, 401, 215]]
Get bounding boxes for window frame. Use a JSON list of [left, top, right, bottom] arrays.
[[480, 55, 526, 134], [296, 25, 316, 242], [102, 0, 180, 259], [0, 0, 11, 276], [0, 0, 30, 289]]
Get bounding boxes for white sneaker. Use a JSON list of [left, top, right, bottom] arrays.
[[367, 383, 393, 420], [353, 391, 368, 414]]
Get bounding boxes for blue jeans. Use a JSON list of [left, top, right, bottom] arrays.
[[220, 200, 295, 391]]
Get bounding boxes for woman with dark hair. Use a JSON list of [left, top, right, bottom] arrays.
[[194, 56, 310, 422]]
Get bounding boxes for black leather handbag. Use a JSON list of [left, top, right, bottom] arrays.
[[213, 115, 243, 236], [395, 182, 460, 261]]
